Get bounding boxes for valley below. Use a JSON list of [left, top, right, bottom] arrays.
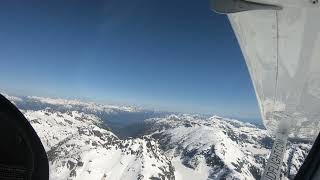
[[4, 93, 312, 180]]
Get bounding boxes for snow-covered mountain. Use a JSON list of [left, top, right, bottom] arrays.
[[4, 94, 165, 138], [2, 94, 312, 179], [145, 114, 311, 180], [2, 93, 135, 113], [24, 108, 174, 180]]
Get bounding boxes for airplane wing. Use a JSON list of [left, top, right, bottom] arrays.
[[221, 0, 320, 140], [212, 0, 320, 179]]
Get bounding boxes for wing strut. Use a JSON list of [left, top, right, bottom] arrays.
[[261, 121, 289, 180]]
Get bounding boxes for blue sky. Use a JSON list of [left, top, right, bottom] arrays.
[[0, 0, 260, 120]]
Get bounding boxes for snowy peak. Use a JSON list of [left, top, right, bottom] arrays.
[[1, 93, 312, 180], [146, 114, 311, 180], [26, 96, 139, 113], [23, 108, 174, 180], [23, 108, 113, 151]]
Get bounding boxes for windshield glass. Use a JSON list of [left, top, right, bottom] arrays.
[[0, 1, 316, 180]]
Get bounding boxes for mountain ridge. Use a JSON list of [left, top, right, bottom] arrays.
[[2, 94, 312, 180]]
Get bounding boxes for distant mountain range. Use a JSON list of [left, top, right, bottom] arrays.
[[3, 93, 312, 180]]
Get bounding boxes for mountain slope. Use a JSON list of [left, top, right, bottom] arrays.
[[145, 114, 311, 180], [2, 94, 312, 179], [6, 94, 164, 138], [24, 108, 174, 180]]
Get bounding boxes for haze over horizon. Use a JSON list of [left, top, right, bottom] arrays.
[[0, 0, 261, 121]]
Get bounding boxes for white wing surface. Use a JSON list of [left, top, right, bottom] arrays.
[[228, 0, 320, 140]]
